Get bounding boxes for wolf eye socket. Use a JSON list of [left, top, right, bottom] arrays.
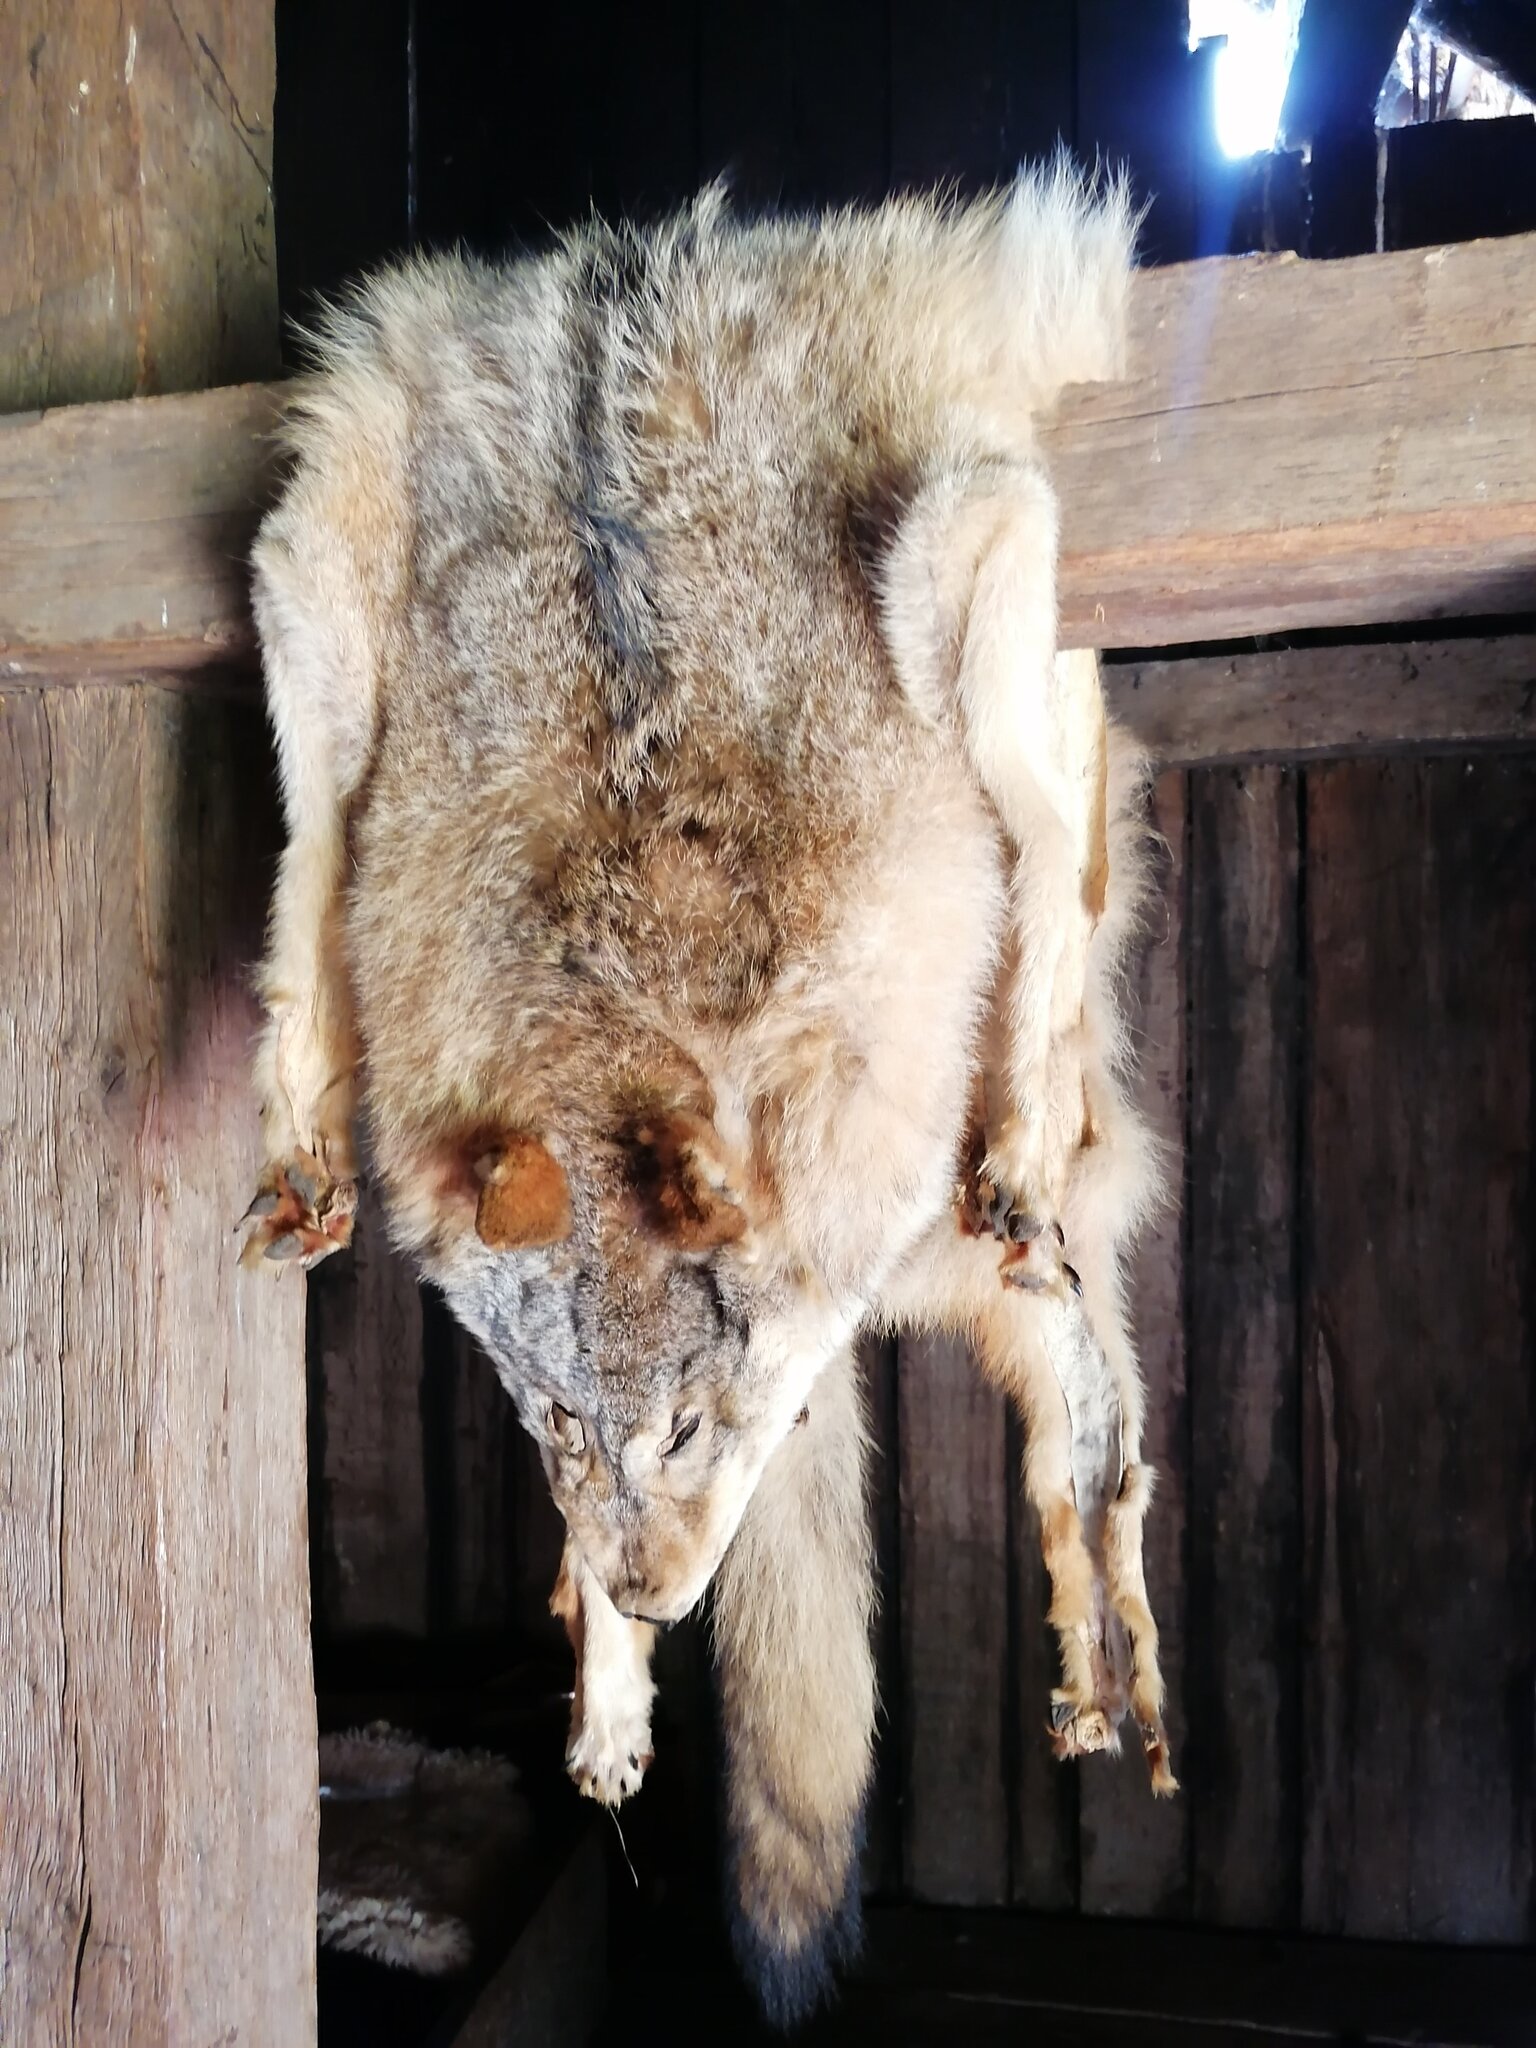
[[548, 1401, 586, 1455], [662, 1413, 701, 1459]]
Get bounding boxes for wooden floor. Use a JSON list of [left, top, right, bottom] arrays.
[[598, 1902, 1536, 2047]]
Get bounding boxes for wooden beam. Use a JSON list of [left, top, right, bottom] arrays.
[[1053, 233, 1536, 647], [1107, 634, 1536, 764], [3, 234, 1536, 678], [0, 383, 283, 678]]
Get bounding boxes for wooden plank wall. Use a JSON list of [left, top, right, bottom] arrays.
[[877, 747, 1536, 1939], [288, 0, 1536, 1953]]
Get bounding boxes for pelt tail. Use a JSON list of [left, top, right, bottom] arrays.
[[988, 151, 1141, 403], [710, 1346, 876, 2031]]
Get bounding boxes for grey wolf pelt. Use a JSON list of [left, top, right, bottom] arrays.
[[243, 159, 1173, 2027]]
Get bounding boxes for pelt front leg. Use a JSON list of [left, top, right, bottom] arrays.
[[550, 1536, 657, 1806], [241, 513, 381, 1270], [879, 459, 1105, 1248], [241, 836, 362, 1268]]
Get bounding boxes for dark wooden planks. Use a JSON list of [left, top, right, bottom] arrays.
[[1185, 765, 1304, 1927], [273, 0, 413, 331], [589, 0, 702, 224], [861, 1331, 905, 1898], [1079, 770, 1192, 1918], [443, 1321, 515, 1637], [0, 683, 314, 2041], [1075, 0, 1212, 266], [1302, 757, 1536, 1942], [701, 0, 889, 211], [309, 1206, 429, 1638], [699, 0, 794, 207], [1106, 636, 1536, 769], [898, 1331, 1011, 1904], [890, 0, 1008, 194], [1279, 0, 1415, 148], [1384, 115, 1536, 252], [784, 0, 890, 209], [1418, 0, 1536, 101]]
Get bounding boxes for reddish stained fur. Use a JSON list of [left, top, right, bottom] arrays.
[[474, 1134, 573, 1250]]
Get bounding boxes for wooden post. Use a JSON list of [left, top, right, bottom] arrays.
[[0, 6, 315, 2043]]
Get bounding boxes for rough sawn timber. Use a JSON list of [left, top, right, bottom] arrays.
[[0, 683, 314, 2046], [4, 232, 1536, 679]]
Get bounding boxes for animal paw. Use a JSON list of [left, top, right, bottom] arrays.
[[1048, 1691, 1121, 1761], [980, 1113, 1066, 1245], [999, 1227, 1082, 1303], [238, 1151, 358, 1270], [566, 1702, 654, 1807]]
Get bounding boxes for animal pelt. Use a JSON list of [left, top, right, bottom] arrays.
[[316, 1724, 531, 1976], [244, 156, 1173, 2030]]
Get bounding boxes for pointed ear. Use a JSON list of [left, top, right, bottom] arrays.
[[473, 1133, 573, 1250], [623, 1110, 749, 1253]]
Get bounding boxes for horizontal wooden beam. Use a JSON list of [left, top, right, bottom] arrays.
[[0, 384, 283, 678], [3, 233, 1534, 678], [1107, 633, 1536, 765], [1053, 231, 1536, 646]]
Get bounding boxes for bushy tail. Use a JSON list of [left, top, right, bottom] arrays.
[[989, 151, 1142, 402], [796, 149, 1139, 452], [710, 1348, 876, 2031]]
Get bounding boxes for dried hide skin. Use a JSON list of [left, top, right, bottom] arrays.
[[244, 158, 1173, 2029]]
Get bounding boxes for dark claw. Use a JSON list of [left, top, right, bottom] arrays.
[[627, 1753, 639, 1768], [1053, 1221, 1066, 1247], [1064, 1262, 1083, 1298], [241, 1189, 281, 1223]]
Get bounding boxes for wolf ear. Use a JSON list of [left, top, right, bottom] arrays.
[[623, 1111, 749, 1253], [472, 1133, 573, 1250]]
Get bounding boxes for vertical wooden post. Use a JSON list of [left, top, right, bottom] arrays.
[[0, 6, 316, 2043]]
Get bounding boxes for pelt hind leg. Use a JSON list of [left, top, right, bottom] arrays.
[[977, 1283, 1128, 1760], [240, 517, 378, 1267], [710, 1344, 875, 2031], [1053, 1130, 1175, 1793], [880, 458, 1106, 1244], [885, 1218, 1174, 1794]]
